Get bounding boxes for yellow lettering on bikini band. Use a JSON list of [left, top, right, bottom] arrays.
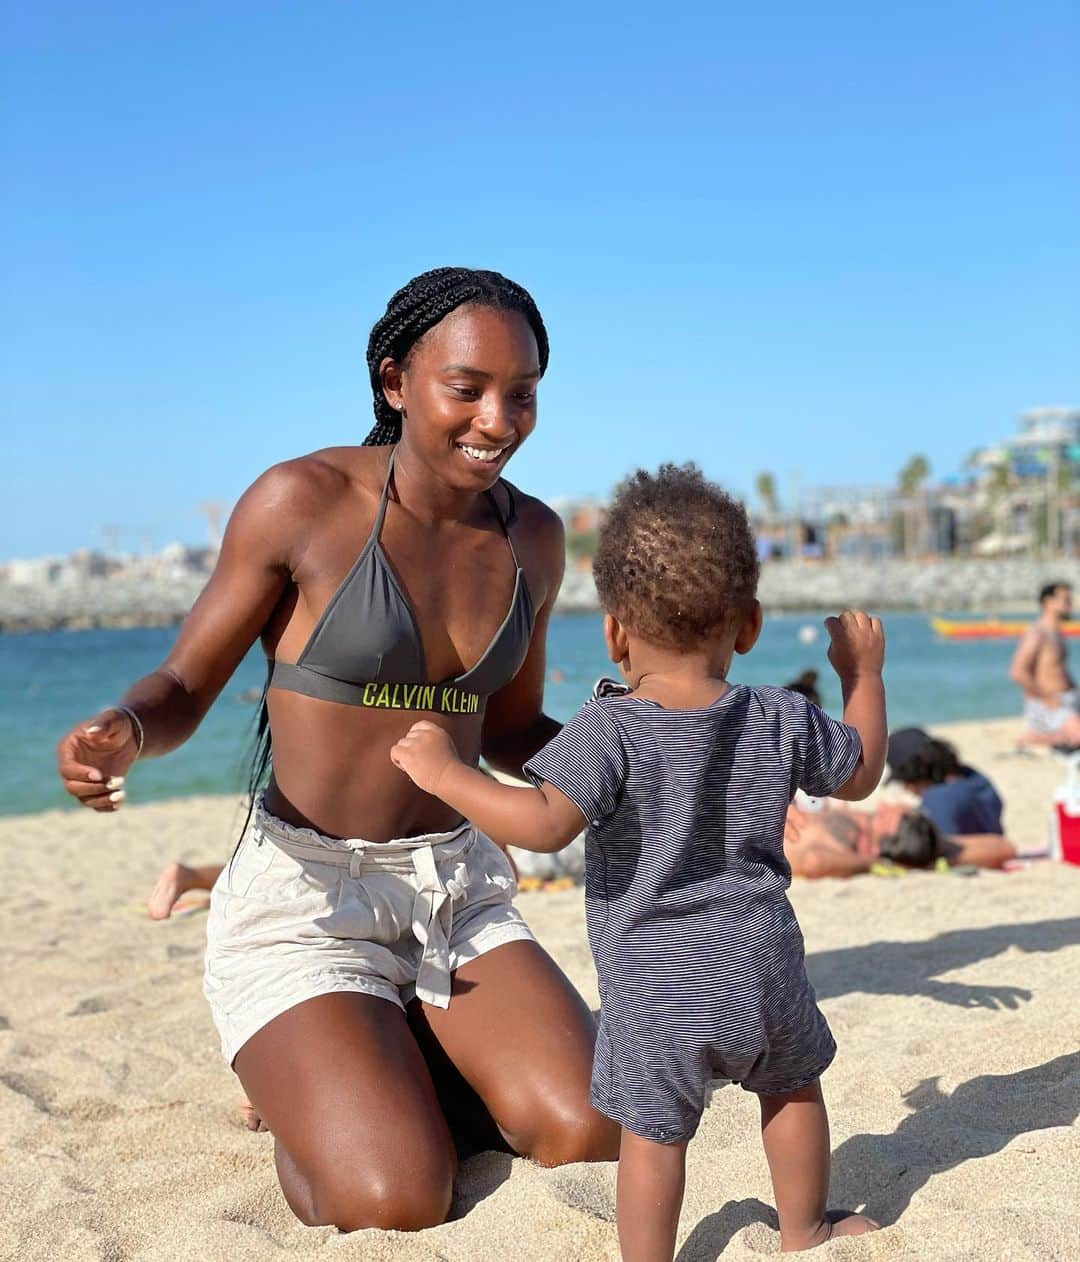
[[357, 680, 479, 712]]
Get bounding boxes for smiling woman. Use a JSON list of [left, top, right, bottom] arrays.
[[54, 267, 618, 1231]]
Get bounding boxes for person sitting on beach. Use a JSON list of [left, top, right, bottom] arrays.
[[784, 668, 823, 707], [56, 267, 619, 1231], [1011, 581, 1080, 746], [390, 464, 885, 1261], [784, 728, 1015, 878]]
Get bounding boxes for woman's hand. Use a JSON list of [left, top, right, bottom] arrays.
[[55, 708, 140, 811], [390, 721, 462, 796]]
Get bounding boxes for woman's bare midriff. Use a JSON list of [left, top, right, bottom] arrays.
[[263, 686, 489, 840]]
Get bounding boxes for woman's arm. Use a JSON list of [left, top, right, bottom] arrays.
[[392, 723, 584, 852], [55, 460, 321, 810], [941, 833, 1017, 869], [481, 499, 566, 777]]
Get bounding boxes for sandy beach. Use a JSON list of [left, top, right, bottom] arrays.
[[2, 716, 1078, 1260]]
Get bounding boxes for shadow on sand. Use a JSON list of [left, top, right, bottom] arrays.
[[676, 1052, 1078, 1259], [674, 917, 1080, 1258], [807, 915, 1080, 1010]]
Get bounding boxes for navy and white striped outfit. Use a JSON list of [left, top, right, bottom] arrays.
[[524, 680, 861, 1144]]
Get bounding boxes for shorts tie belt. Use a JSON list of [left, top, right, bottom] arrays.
[[253, 815, 475, 1009]]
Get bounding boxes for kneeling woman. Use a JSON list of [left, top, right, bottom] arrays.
[[55, 268, 618, 1230]]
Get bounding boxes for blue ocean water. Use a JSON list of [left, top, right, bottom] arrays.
[[0, 613, 1028, 817]]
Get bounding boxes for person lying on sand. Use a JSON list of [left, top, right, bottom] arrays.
[[784, 728, 1016, 878]]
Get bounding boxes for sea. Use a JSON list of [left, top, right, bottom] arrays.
[[1, 612, 1029, 818]]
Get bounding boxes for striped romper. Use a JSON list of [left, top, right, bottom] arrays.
[[524, 680, 862, 1144]]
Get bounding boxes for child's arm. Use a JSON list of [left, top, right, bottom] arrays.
[[824, 610, 887, 801], [390, 722, 586, 852]]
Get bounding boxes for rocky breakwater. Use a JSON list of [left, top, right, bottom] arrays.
[[553, 557, 1080, 615], [0, 575, 209, 633], [5, 557, 1080, 632]]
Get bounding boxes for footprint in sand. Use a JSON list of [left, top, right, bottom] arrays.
[[67, 996, 110, 1017]]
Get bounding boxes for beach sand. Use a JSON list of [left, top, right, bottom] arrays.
[[2, 717, 1078, 1260]]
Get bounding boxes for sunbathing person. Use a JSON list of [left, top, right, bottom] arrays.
[[785, 728, 1016, 878]]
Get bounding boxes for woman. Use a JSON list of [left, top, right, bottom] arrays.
[[55, 268, 618, 1230]]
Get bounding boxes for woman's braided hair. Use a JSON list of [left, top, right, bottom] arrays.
[[362, 266, 550, 446]]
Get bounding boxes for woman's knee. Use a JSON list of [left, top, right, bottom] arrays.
[[509, 1097, 619, 1166], [296, 1164, 455, 1232]]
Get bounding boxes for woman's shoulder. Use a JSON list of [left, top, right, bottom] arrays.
[[497, 482, 565, 597], [244, 446, 384, 516], [498, 480, 564, 546]]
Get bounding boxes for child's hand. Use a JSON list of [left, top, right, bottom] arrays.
[[825, 610, 885, 681], [390, 721, 461, 795]]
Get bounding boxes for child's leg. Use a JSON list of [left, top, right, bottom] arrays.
[[616, 1128, 688, 1262], [758, 1080, 878, 1252]]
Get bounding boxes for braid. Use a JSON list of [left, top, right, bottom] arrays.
[[363, 267, 549, 446]]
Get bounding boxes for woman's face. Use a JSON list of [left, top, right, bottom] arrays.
[[383, 304, 541, 491]]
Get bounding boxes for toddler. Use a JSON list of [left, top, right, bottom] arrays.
[[392, 464, 886, 1260]]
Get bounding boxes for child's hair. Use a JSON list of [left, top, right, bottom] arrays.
[[877, 812, 945, 868], [592, 463, 760, 649], [784, 669, 821, 707]]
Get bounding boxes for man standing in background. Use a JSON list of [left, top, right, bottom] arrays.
[[1011, 582, 1080, 746]]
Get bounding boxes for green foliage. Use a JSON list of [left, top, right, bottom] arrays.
[[898, 455, 931, 495], [754, 472, 779, 516], [566, 529, 599, 561]]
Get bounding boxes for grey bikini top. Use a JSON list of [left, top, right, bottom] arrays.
[[268, 448, 535, 715]]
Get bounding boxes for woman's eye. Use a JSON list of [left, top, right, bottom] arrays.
[[450, 386, 479, 399], [513, 391, 536, 403]]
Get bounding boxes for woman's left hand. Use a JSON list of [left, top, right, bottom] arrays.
[[390, 721, 461, 795]]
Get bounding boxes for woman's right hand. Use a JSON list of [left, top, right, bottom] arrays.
[[56, 708, 140, 811]]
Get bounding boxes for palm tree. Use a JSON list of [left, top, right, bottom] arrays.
[[898, 455, 930, 496], [897, 455, 931, 557], [755, 472, 779, 519]]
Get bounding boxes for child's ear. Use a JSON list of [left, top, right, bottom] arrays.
[[733, 600, 763, 655], [603, 614, 630, 665]]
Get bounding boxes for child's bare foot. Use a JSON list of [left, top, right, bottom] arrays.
[[146, 861, 221, 920], [781, 1212, 880, 1251], [239, 1096, 268, 1132]]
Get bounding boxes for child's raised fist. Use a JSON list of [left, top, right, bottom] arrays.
[[824, 610, 885, 681]]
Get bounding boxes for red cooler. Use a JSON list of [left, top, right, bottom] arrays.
[[1050, 755, 1080, 866]]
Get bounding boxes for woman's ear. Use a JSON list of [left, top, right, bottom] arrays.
[[603, 614, 630, 666], [733, 600, 763, 655], [379, 356, 405, 413]]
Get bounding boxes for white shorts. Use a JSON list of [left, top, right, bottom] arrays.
[[203, 798, 535, 1064], [1024, 689, 1080, 735]]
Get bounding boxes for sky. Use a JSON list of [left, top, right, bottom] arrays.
[[3, 0, 1078, 559]]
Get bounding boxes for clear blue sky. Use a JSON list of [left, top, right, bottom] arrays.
[[4, 1, 1077, 559]]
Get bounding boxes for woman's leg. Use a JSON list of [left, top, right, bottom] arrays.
[[412, 939, 620, 1165], [233, 992, 458, 1231], [616, 1129, 688, 1262]]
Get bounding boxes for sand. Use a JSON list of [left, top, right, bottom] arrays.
[[2, 717, 1078, 1261]]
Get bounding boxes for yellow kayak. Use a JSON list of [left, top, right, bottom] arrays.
[[931, 617, 1080, 640]]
